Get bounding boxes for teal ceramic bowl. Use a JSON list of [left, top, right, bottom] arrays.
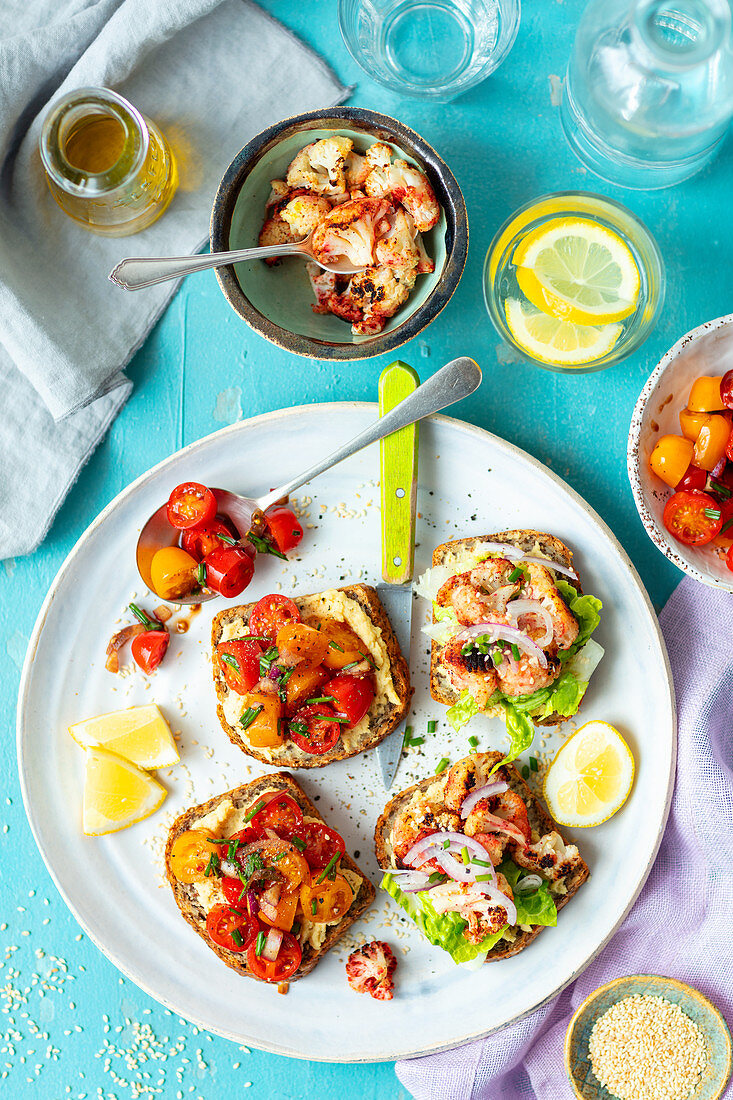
[[565, 975, 732, 1100], [210, 107, 468, 359]]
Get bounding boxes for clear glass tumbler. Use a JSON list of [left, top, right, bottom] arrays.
[[338, 0, 521, 101], [40, 87, 178, 236], [561, 0, 733, 189]]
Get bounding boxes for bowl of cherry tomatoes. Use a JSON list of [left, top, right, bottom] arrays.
[[628, 313, 733, 591], [137, 481, 304, 604]]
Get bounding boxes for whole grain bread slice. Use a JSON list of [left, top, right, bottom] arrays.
[[165, 772, 375, 982], [211, 583, 412, 768], [374, 750, 589, 962], [429, 530, 582, 726]]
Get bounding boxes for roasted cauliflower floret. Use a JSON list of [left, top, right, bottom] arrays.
[[280, 193, 332, 236], [286, 136, 354, 196], [364, 143, 440, 232], [329, 265, 417, 336], [311, 196, 389, 269], [375, 208, 420, 272], [512, 830, 582, 881]]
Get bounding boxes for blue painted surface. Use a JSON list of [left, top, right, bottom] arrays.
[[3, 0, 730, 1096]]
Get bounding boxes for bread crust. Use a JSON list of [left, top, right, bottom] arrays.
[[211, 584, 412, 768], [429, 530, 582, 726], [374, 751, 589, 962], [165, 773, 376, 982]]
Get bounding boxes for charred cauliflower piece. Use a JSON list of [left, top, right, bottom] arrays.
[[310, 196, 390, 269], [281, 193, 332, 237], [286, 136, 354, 197], [364, 142, 440, 232], [331, 265, 417, 336]]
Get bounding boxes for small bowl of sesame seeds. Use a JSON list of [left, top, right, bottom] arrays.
[[564, 975, 731, 1100]]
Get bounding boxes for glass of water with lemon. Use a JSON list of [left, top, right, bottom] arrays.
[[484, 192, 665, 372]]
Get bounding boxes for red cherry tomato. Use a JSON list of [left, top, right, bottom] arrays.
[[246, 930, 302, 982], [249, 792, 304, 839], [725, 427, 733, 463], [288, 704, 343, 755], [662, 490, 723, 545], [205, 904, 259, 953], [295, 821, 346, 871], [249, 594, 301, 640], [677, 463, 707, 493], [204, 546, 255, 599], [182, 518, 238, 561], [221, 875, 248, 907], [322, 673, 375, 727], [167, 483, 217, 530], [720, 370, 733, 410], [264, 506, 304, 554], [130, 630, 169, 674], [727, 545, 733, 573], [216, 639, 263, 695]]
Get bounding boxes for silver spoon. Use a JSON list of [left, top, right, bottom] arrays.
[[109, 228, 363, 291], [137, 356, 482, 603]]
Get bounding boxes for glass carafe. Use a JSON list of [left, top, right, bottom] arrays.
[[561, 0, 733, 189]]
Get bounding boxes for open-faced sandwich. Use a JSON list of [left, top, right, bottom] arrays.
[[165, 773, 375, 984], [211, 586, 411, 768], [375, 751, 589, 966], [417, 531, 603, 762]]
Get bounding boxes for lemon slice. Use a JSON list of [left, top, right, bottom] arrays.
[[505, 298, 622, 367], [543, 721, 635, 827], [82, 747, 167, 836], [513, 217, 640, 325], [69, 705, 179, 770]]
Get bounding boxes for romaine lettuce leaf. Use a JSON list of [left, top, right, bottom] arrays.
[[500, 860, 557, 927], [446, 689, 483, 732], [556, 580, 602, 655], [491, 703, 535, 770]]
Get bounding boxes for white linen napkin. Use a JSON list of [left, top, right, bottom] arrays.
[[0, 0, 348, 559]]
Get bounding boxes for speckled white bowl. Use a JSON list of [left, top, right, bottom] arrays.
[[628, 313, 733, 592]]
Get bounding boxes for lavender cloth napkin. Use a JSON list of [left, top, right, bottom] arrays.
[[397, 575, 733, 1099]]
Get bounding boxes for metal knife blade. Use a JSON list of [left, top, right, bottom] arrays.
[[375, 361, 419, 790]]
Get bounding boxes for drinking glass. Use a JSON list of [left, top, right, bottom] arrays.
[[561, 0, 733, 189], [338, 0, 520, 101]]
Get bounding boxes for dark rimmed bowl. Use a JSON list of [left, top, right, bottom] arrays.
[[210, 107, 468, 360]]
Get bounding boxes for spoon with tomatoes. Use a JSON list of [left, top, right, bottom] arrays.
[[137, 355, 482, 604]]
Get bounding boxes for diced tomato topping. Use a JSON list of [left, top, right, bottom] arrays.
[[249, 792, 304, 840], [249, 594, 301, 640], [323, 672, 375, 727], [130, 630, 169, 674], [205, 904, 259, 953], [288, 704, 343, 755], [295, 821, 345, 871], [677, 463, 707, 493], [264, 506, 304, 554], [662, 489, 723, 545], [203, 546, 255, 599], [182, 518, 238, 561], [216, 638, 263, 694], [246, 930, 302, 982], [346, 941, 397, 1001], [167, 482, 217, 530]]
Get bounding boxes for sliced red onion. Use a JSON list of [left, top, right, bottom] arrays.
[[478, 882, 518, 926], [506, 599, 554, 647], [514, 873, 543, 895], [246, 890, 259, 917], [219, 858, 240, 878], [262, 927, 283, 961], [460, 780, 509, 820], [455, 624, 548, 669], [711, 455, 727, 478], [404, 831, 494, 869], [390, 869, 434, 893], [268, 665, 283, 682], [478, 542, 524, 560], [519, 556, 578, 580], [430, 849, 475, 883]]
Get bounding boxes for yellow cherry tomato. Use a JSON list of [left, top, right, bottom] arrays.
[[240, 692, 284, 748], [649, 434, 694, 488], [688, 376, 725, 412], [300, 873, 353, 923], [169, 830, 219, 883], [305, 617, 369, 670], [679, 407, 712, 441], [275, 621, 330, 668], [693, 414, 730, 471], [258, 891, 298, 932], [150, 546, 199, 600], [285, 663, 328, 712], [259, 839, 309, 894]]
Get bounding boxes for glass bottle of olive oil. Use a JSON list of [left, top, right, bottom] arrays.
[[40, 87, 178, 236]]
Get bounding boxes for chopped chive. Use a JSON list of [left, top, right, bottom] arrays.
[[428, 871, 447, 884], [707, 476, 732, 499], [406, 736, 425, 747], [292, 921, 301, 936], [216, 533, 237, 545], [471, 857, 491, 867], [510, 643, 520, 662], [227, 838, 241, 860], [529, 756, 538, 772], [289, 720, 309, 737], [721, 517, 733, 535], [195, 561, 207, 586], [311, 899, 318, 916], [508, 566, 523, 583], [271, 852, 286, 862], [475, 873, 495, 883], [315, 715, 350, 724], [246, 635, 272, 643], [227, 907, 244, 916], [521, 764, 530, 779], [239, 705, 264, 731], [292, 836, 306, 852], [204, 852, 219, 877], [255, 931, 266, 956], [341, 660, 363, 671], [305, 696, 336, 705], [206, 836, 225, 845], [329, 640, 344, 652], [316, 854, 340, 884], [279, 666, 295, 685], [230, 928, 244, 947], [247, 532, 287, 560], [128, 603, 161, 631], [436, 757, 450, 774], [443, 839, 450, 849], [468, 735, 479, 748], [221, 653, 240, 672], [427, 720, 437, 733], [704, 508, 722, 520], [491, 649, 503, 668], [243, 799, 265, 822], [461, 846, 469, 864]]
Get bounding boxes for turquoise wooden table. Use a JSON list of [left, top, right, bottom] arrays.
[[4, 1, 732, 1096]]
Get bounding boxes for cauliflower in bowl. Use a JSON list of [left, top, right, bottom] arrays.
[[258, 133, 441, 337]]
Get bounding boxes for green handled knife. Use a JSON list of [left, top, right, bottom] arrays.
[[376, 360, 419, 790]]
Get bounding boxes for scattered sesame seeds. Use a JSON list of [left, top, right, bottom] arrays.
[[588, 994, 708, 1100]]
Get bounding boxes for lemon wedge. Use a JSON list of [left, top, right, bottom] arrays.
[[505, 298, 622, 367], [82, 747, 167, 836], [69, 705, 179, 770], [513, 217, 640, 325], [543, 721, 635, 827]]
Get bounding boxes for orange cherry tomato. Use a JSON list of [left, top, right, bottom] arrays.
[[693, 414, 731, 472], [205, 904, 259, 953], [169, 830, 220, 883], [275, 621, 330, 668], [305, 617, 370, 670], [284, 664, 329, 714], [167, 482, 217, 529], [663, 490, 723, 545], [246, 930, 302, 982], [300, 873, 353, 923], [150, 546, 199, 600], [679, 408, 712, 442], [648, 435, 694, 488], [688, 376, 725, 412], [257, 891, 298, 932], [239, 692, 284, 748]]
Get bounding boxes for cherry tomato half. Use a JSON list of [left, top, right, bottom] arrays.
[[264, 506, 304, 554], [677, 463, 707, 493], [727, 544, 733, 573], [323, 673, 375, 727], [249, 792, 304, 839], [182, 518, 237, 561], [285, 664, 329, 715], [130, 630, 170, 675], [299, 874, 353, 924], [662, 490, 723, 546], [150, 546, 199, 601], [216, 638, 263, 695], [288, 704, 343, 755], [720, 369, 733, 410], [249, 594, 301, 640], [275, 621, 329, 668], [296, 821, 345, 871], [206, 904, 259, 953], [221, 875, 248, 907], [167, 482, 217, 530], [246, 930, 302, 982], [204, 546, 255, 599]]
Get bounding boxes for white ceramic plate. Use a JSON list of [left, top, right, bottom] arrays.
[[17, 405, 675, 1062], [628, 312, 733, 593]]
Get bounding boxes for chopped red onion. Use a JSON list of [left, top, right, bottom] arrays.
[[460, 780, 509, 820], [478, 542, 524, 560], [519, 556, 578, 580], [514, 873, 543, 894], [404, 831, 493, 868], [390, 869, 434, 893], [455, 623, 548, 669], [478, 882, 518, 926], [506, 599, 554, 647], [219, 858, 240, 878], [258, 897, 278, 922], [262, 927, 283, 961]]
